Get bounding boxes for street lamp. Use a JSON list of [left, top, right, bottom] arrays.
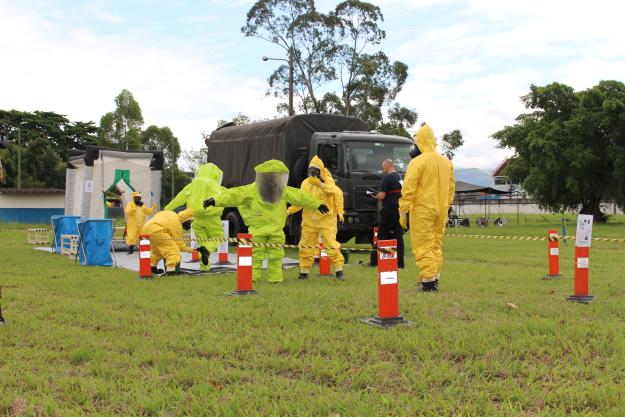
[[262, 47, 294, 116]]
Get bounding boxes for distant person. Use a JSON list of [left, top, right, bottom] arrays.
[[288, 156, 345, 279], [399, 124, 455, 292], [141, 209, 195, 276], [204, 160, 327, 283], [125, 192, 156, 255], [370, 159, 405, 268]]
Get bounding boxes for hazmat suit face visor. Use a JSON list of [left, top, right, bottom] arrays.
[[308, 166, 321, 179], [256, 172, 288, 204]]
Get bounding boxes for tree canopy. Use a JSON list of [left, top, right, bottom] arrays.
[[492, 80, 625, 220]]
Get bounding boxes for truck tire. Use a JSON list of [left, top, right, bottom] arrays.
[[290, 156, 309, 187], [224, 210, 246, 243]]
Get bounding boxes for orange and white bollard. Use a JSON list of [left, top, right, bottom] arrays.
[[544, 229, 562, 279], [567, 215, 594, 303], [373, 226, 378, 245], [218, 220, 230, 264], [230, 233, 257, 296], [191, 250, 200, 262], [319, 239, 331, 276], [364, 239, 408, 327], [138, 234, 152, 279]]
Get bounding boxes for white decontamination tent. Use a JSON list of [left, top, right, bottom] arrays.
[[65, 146, 163, 219]]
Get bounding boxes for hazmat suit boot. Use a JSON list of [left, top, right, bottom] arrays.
[[420, 280, 438, 293], [335, 270, 344, 280], [298, 272, 309, 280], [197, 246, 210, 266], [127, 245, 135, 255], [151, 266, 164, 275]]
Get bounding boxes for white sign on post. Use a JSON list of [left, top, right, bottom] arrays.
[[219, 220, 229, 253], [575, 214, 593, 247], [84, 180, 93, 193]]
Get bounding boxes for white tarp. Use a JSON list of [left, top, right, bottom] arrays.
[[65, 147, 162, 219]]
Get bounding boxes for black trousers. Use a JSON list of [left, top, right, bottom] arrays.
[[370, 205, 405, 267]]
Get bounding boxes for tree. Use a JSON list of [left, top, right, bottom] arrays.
[[441, 129, 464, 160], [217, 112, 251, 128], [377, 103, 418, 138], [180, 148, 208, 173], [492, 81, 625, 221], [243, 0, 338, 114], [97, 89, 144, 150]]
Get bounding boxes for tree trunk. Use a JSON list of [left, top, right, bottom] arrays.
[[579, 200, 607, 223]]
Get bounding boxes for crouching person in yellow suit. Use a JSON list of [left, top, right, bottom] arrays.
[[288, 156, 345, 280], [141, 209, 195, 276]]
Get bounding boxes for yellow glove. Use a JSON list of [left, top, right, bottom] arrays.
[[185, 247, 195, 254], [338, 213, 344, 223], [399, 212, 408, 230]]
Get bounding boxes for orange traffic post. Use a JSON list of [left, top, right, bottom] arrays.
[[363, 239, 409, 327], [567, 214, 594, 303], [138, 234, 153, 279], [230, 233, 257, 296], [191, 250, 200, 262], [567, 246, 594, 303], [543, 229, 562, 279], [319, 240, 331, 276], [218, 220, 230, 264]]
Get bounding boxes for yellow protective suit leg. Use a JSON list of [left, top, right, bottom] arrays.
[[266, 234, 285, 283], [298, 227, 319, 271], [193, 220, 222, 271], [320, 226, 344, 269], [432, 216, 446, 275], [409, 209, 438, 280], [251, 236, 268, 282], [151, 231, 182, 271]]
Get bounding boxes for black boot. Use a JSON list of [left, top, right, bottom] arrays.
[[197, 246, 210, 265], [127, 245, 135, 255], [151, 266, 164, 275], [298, 272, 309, 280], [421, 280, 438, 292], [335, 270, 344, 280]]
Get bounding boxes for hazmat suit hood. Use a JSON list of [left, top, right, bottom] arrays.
[[254, 159, 289, 204], [414, 124, 437, 153], [177, 208, 194, 223], [196, 163, 223, 186], [131, 191, 142, 199], [309, 155, 337, 188]]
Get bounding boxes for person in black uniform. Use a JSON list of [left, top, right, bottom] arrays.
[[369, 159, 405, 268]]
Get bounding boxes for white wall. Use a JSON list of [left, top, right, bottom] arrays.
[[454, 200, 623, 216]]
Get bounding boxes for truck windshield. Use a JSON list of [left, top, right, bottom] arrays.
[[344, 141, 412, 173]]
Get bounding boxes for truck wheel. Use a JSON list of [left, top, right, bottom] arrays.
[[224, 210, 246, 242], [291, 156, 309, 187]]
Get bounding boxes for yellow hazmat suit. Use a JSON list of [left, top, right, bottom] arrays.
[[399, 124, 455, 283], [288, 156, 344, 274], [165, 163, 225, 271], [142, 209, 194, 272], [124, 191, 155, 246]]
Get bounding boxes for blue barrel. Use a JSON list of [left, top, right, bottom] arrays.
[[51, 215, 80, 254], [77, 219, 113, 266]]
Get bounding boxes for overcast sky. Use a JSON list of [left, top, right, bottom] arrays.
[[2, 0, 624, 170]]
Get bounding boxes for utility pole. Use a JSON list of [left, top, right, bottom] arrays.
[[288, 46, 294, 116], [17, 128, 21, 189]]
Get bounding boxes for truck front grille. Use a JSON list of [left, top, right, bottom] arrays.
[[353, 186, 378, 210]]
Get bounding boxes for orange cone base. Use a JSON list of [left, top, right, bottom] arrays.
[[566, 295, 594, 304], [543, 274, 563, 280], [362, 316, 410, 328], [229, 289, 258, 296]]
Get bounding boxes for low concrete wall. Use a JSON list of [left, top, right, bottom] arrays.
[[453, 199, 624, 216], [0, 192, 65, 223]]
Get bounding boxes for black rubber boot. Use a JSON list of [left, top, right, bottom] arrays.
[[197, 246, 210, 265], [298, 272, 309, 280], [151, 266, 164, 275], [127, 245, 135, 255], [421, 280, 438, 292], [335, 270, 344, 280]]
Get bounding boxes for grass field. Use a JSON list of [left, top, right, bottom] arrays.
[[1, 214, 625, 416]]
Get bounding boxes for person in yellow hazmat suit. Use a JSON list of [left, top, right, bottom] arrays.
[[125, 191, 156, 254], [287, 156, 345, 279], [141, 209, 195, 276], [398, 124, 455, 292], [165, 163, 225, 271], [203, 159, 327, 283]]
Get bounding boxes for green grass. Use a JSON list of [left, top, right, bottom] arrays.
[[1, 215, 625, 416]]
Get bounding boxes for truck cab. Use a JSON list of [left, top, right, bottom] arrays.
[[304, 131, 414, 243]]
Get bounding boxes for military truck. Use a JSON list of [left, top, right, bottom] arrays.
[[205, 114, 414, 244]]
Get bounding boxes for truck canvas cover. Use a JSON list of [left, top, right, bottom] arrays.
[[206, 114, 367, 187]]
